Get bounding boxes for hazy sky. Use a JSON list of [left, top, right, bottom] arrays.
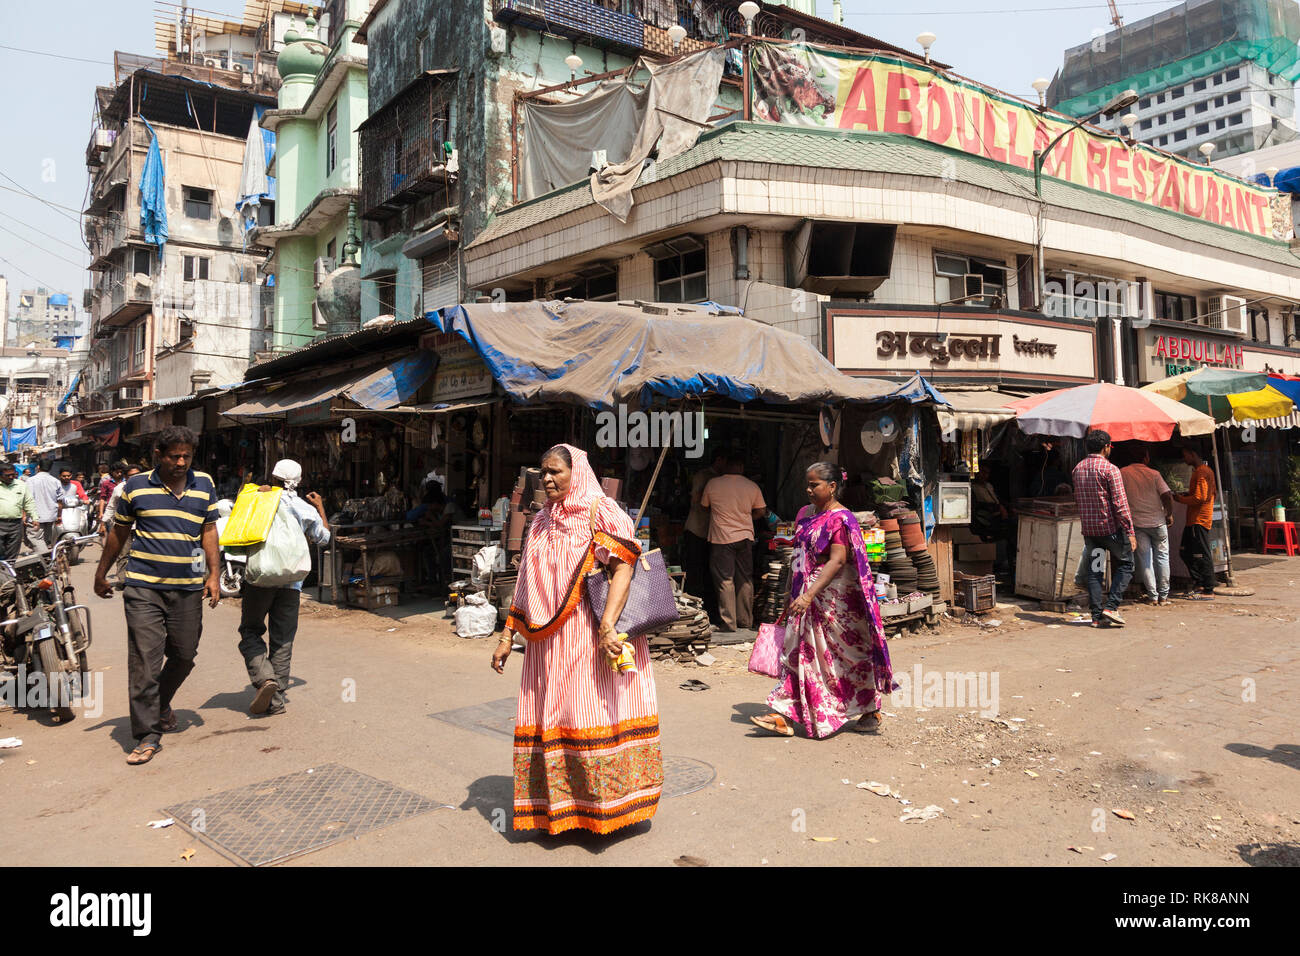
[[0, 0, 1183, 318]]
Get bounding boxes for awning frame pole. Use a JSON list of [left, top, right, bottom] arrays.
[[1207, 395, 1234, 586]]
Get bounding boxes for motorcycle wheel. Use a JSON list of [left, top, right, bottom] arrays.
[[36, 637, 76, 723], [219, 567, 243, 598]]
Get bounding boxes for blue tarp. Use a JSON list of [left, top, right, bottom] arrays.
[[140, 119, 168, 256], [2, 426, 38, 452], [223, 353, 436, 417], [428, 300, 938, 410], [56, 370, 82, 414], [1267, 166, 1300, 195]]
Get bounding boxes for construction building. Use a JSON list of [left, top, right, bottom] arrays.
[[1049, 0, 1300, 161], [78, 3, 316, 411]]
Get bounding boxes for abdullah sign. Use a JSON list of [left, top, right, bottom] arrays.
[[750, 43, 1275, 239]]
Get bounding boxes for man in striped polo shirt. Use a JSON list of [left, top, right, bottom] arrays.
[[94, 426, 221, 765]]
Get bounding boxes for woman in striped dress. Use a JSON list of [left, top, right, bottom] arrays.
[[491, 444, 664, 835]]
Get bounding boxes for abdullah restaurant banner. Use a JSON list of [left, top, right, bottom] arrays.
[[749, 43, 1277, 239]]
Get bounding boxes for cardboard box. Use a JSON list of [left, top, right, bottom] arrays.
[[949, 526, 983, 545], [956, 542, 997, 562], [350, 584, 400, 610]]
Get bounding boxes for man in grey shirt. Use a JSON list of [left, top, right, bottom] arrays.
[[24, 461, 63, 551]]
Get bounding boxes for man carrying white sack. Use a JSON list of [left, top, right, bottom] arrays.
[[237, 459, 330, 717]]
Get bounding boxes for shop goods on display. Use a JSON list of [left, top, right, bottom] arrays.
[[646, 590, 714, 661]]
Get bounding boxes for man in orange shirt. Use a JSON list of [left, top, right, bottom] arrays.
[[1173, 445, 1217, 598], [701, 455, 767, 632]]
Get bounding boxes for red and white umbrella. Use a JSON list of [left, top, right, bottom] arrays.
[[1005, 382, 1214, 441]]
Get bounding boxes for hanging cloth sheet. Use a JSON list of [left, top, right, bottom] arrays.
[[139, 118, 168, 256], [235, 109, 276, 239], [590, 47, 726, 222], [520, 80, 648, 201]]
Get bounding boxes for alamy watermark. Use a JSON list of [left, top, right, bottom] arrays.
[[595, 404, 705, 458], [1, 665, 104, 718], [891, 664, 1000, 717]]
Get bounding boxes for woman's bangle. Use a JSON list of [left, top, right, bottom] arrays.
[[497, 635, 513, 645]]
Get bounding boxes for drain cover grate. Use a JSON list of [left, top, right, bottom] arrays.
[[662, 755, 715, 798], [162, 763, 447, 867], [429, 697, 518, 739]]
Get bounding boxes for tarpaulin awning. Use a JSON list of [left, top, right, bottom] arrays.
[[1221, 409, 1300, 430], [935, 388, 1020, 433], [429, 300, 932, 410], [224, 353, 437, 418], [391, 397, 500, 415]]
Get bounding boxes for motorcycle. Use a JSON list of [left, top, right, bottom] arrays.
[[0, 535, 98, 723], [55, 503, 90, 565], [214, 499, 246, 597]]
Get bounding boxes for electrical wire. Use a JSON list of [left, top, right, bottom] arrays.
[[0, 224, 86, 268], [0, 211, 88, 254], [847, 1, 1209, 16], [0, 255, 65, 291], [0, 43, 113, 65], [0, 178, 84, 222]]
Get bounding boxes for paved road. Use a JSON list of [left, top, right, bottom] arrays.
[[2, 550, 1297, 866]]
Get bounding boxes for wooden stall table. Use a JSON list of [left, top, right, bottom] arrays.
[[330, 525, 438, 607]]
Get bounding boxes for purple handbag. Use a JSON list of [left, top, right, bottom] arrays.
[[585, 547, 679, 638], [584, 502, 678, 637]]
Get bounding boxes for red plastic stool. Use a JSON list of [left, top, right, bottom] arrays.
[[1262, 521, 1299, 556]]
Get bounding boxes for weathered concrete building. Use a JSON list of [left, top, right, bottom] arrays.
[[253, 0, 371, 351], [351, 0, 872, 323]]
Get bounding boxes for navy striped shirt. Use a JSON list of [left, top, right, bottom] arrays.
[[114, 468, 218, 591]]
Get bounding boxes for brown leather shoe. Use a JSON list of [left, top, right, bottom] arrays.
[[250, 680, 279, 715], [160, 708, 178, 732]]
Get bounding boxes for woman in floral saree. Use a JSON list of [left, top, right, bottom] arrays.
[[491, 444, 663, 834], [751, 462, 896, 739]]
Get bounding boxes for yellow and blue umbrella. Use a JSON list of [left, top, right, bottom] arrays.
[[1141, 368, 1295, 423]]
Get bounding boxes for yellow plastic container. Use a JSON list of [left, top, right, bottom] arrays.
[[219, 484, 282, 547]]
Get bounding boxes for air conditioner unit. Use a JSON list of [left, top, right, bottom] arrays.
[[119, 386, 143, 402], [1205, 294, 1247, 334], [313, 257, 336, 287], [93, 129, 115, 151], [312, 302, 328, 330]]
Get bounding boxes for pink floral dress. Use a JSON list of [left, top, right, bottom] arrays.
[[767, 506, 896, 739]]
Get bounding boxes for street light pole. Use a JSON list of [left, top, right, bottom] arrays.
[[1031, 89, 1138, 312]]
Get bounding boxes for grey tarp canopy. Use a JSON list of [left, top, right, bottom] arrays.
[[429, 300, 941, 410]]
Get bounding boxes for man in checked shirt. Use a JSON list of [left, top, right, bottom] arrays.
[[1071, 430, 1136, 627]]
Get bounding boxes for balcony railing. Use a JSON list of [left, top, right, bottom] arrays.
[[494, 0, 646, 51], [102, 274, 153, 327], [360, 74, 459, 220]]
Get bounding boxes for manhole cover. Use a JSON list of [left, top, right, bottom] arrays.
[[429, 697, 518, 739], [662, 755, 715, 798], [161, 764, 447, 867]]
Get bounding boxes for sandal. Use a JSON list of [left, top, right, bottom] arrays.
[[750, 714, 794, 737], [852, 711, 884, 734], [127, 742, 162, 765]]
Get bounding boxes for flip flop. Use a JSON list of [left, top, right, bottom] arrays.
[[750, 714, 794, 736], [680, 679, 710, 692], [127, 742, 162, 765]]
